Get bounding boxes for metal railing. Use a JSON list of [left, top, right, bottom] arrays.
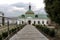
[[0, 12, 18, 40]]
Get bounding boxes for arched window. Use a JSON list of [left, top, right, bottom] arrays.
[[21, 15, 25, 18], [28, 20, 31, 24], [34, 21, 36, 24], [35, 15, 38, 18], [38, 21, 40, 24], [47, 21, 48, 24], [22, 21, 24, 24], [42, 21, 44, 24]]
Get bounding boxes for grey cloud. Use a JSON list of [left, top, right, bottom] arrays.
[[0, 4, 25, 17], [0, 2, 46, 17], [11, 3, 28, 8], [12, 3, 36, 10]]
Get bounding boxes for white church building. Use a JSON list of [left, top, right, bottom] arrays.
[[18, 5, 51, 25]]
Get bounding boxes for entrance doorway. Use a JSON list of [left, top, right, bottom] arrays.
[[28, 20, 31, 24]]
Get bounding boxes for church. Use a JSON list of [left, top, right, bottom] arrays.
[[18, 4, 51, 25]]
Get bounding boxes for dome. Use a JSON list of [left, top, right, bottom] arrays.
[[25, 4, 34, 14], [26, 10, 34, 14]]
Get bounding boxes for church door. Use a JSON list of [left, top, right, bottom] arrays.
[[28, 20, 31, 24]]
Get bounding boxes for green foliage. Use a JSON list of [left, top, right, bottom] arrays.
[[44, 0, 60, 25], [35, 25, 55, 37], [0, 24, 26, 40], [11, 28, 16, 32], [9, 30, 12, 34], [49, 29, 55, 37], [0, 35, 2, 40], [2, 31, 8, 38]]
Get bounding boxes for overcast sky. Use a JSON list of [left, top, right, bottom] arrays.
[[0, 0, 46, 17]]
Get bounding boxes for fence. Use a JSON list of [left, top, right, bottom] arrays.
[[0, 12, 19, 40]]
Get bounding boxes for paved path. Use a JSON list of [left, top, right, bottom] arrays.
[[10, 25, 49, 40]]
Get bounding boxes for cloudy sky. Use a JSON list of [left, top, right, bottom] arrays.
[[0, 0, 46, 17]]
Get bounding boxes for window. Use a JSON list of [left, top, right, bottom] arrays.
[[38, 21, 40, 24], [21, 15, 25, 18], [22, 21, 24, 24], [47, 21, 48, 24], [28, 20, 31, 24], [34, 21, 36, 24], [42, 21, 44, 24], [35, 15, 38, 18]]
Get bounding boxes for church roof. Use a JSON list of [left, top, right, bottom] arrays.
[[26, 10, 34, 14], [18, 4, 48, 19], [19, 14, 48, 19]]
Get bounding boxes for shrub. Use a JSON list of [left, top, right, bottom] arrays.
[[32, 24, 35, 26], [2, 31, 8, 39], [1, 24, 26, 39], [44, 27, 49, 34], [9, 30, 12, 34], [49, 29, 55, 37], [35, 25, 55, 37], [0, 35, 2, 40], [11, 28, 16, 33]]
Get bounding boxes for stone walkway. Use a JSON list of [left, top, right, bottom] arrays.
[[10, 25, 49, 40]]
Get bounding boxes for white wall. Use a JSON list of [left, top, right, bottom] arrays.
[[19, 18, 50, 25]]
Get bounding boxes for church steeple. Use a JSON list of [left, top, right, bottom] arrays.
[[29, 4, 31, 10], [25, 3, 34, 14]]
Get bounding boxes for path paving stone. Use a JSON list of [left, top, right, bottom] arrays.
[[9, 25, 49, 40]]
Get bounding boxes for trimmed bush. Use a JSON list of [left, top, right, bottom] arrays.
[[43, 27, 49, 34], [35, 25, 55, 37], [2, 31, 8, 39], [0, 24, 26, 40], [11, 28, 16, 32], [9, 30, 12, 34], [0, 35, 2, 40], [49, 29, 55, 37]]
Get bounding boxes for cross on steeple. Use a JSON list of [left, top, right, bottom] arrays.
[[29, 3, 31, 10]]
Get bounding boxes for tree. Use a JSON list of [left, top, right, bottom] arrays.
[[44, 0, 60, 25], [44, 0, 60, 37]]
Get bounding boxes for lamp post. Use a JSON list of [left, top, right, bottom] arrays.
[[7, 19, 9, 40], [2, 13, 5, 26], [16, 20, 17, 27], [0, 12, 5, 26], [16, 20, 18, 31]]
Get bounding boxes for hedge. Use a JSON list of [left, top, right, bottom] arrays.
[[0, 24, 26, 40], [0, 35, 2, 40], [2, 31, 8, 39], [34, 25, 55, 37]]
